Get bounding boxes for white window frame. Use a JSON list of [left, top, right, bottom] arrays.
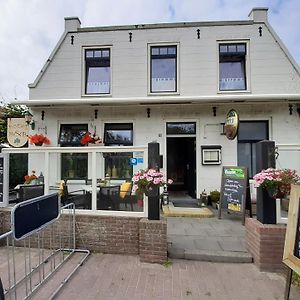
[[217, 40, 251, 94], [148, 43, 180, 95], [81, 45, 113, 97]]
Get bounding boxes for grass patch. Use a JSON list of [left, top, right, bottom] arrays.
[[162, 260, 173, 268]]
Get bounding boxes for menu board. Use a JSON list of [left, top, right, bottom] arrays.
[[218, 166, 251, 224], [0, 154, 9, 207]]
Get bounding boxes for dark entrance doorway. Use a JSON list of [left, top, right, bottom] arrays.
[[167, 137, 196, 198]]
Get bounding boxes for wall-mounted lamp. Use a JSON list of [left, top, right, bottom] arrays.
[[25, 111, 35, 130], [41, 110, 45, 121], [147, 108, 151, 118], [289, 104, 293, 115], [94, 109, 98, 119], [212, 106, 217, 117]]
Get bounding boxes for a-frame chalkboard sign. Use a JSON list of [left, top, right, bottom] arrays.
[[218, 166, 252, 225]]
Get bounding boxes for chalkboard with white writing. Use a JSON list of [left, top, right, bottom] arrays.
[[218, 166, 251, 225]]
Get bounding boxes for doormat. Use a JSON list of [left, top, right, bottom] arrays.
[[162, 203, 214, 218]]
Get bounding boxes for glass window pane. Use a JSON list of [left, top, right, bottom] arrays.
[[61, 153, 88, 179], [159, 47, 168, 55], [86, 66, 110, 94], [238, 122, 268, 141], [220, 45, 227, 53], [228, 45, 237, 53], [166, 122, 196, 135], [219, 61, 245, 90], [59, 124, 88, 146], [168, 47, 176, 55], [94, 50, 101, 57], [237, 44, 246, 53], [104, 123, 133, 145], [238, 143, 252, 177], [102, 50, 110, 57], [152, 47, 159, 55], [105, 153, 133, 180], [86, 51, 93, 58], [151, 58, 176, 92]]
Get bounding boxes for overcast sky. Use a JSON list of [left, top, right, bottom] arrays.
[[0, 0, 299, 102]]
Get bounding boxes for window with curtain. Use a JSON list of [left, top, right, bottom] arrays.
[[150, 46, 177, 93], [219, 43, 246, 91], [85, 48, 110, 94]]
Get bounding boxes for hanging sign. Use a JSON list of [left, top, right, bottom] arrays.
[[7, 118, 28, 147], [224, 109, 239, 140]]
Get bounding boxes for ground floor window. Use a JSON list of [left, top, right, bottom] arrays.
[[61, 153, 88, 180], [237, 121, 268, 177], [104, 152, 133, 180]]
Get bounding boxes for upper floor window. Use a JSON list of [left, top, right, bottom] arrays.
[[85, 48, 110, 94], [104, 123, 133, 146], [150, 46, 177, 93], [219, 43, 246, 91]]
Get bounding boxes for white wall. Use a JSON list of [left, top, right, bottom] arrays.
[[30, 102, 300, 197], [29, 23, 300, 100]]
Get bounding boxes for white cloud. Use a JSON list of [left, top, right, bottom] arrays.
[[0, 0, 299, 101]]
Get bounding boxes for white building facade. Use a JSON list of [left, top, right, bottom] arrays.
[[15, 7, 300, 202]]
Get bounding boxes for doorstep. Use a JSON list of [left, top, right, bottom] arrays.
[[162, 202, 214, 218]]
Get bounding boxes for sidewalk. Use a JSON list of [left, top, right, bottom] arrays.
[[54, 253, 298, 299]]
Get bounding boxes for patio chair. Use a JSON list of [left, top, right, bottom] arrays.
[[17, 184, 45, 203], [97, 185, 120, 210], [61, 180, 91, 209], [119, 182, 137, 211]]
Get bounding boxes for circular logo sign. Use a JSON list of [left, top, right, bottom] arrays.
[[224, 109, 239, 140]]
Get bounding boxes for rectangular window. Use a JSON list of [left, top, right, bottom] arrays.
[[85, 48, 110, 94], [58, 124, 88, 146], [59, 124, 88, 180], [237, 121, 268, 177], [151, 46, 177, 93], [166, 122, 196, 135], [104, 123, 133, 146], [219, 43, 246, 91]]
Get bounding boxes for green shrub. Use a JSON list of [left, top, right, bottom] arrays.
[[210, 190, 220, 203]]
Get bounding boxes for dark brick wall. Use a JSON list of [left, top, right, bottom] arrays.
[[245, 217, 288, 273]]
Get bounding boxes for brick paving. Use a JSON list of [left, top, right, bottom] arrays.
[[55, 253, 299, 300]]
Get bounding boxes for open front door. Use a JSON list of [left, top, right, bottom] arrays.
[[167, 137, 196, 199]]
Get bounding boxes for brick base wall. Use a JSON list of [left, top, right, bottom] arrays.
[[245, 217, 288, 273], [139, 218, 167, 263], [0, 210, 167, 263]]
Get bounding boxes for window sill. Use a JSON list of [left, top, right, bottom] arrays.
[[217, 90, 251, 94], [81, 93, 112, 97], [148, 91, 180, 96]]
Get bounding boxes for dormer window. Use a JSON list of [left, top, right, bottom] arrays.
[[85, 48, 110, 94], [150, 45, 177, 93], [219, 43, 247, 91]]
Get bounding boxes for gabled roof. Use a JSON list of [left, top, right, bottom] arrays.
[[28, 8, 300, 90]]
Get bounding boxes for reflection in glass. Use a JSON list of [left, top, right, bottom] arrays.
[[166, 122, 196, 135]]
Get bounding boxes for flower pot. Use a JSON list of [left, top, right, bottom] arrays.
[[34, 142, 43, 146], [256, 188, 277, 224]]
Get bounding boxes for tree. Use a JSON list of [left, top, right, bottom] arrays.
[[0, 104, 28, 144]]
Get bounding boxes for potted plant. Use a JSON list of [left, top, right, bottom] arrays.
[[253, 168, 299, 199], [28, 134, 50, 146], [253, 168, 299, 224], [210, 190, 220, 209], [24, 170, 38, 184], [132, 168, 173, 219]]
